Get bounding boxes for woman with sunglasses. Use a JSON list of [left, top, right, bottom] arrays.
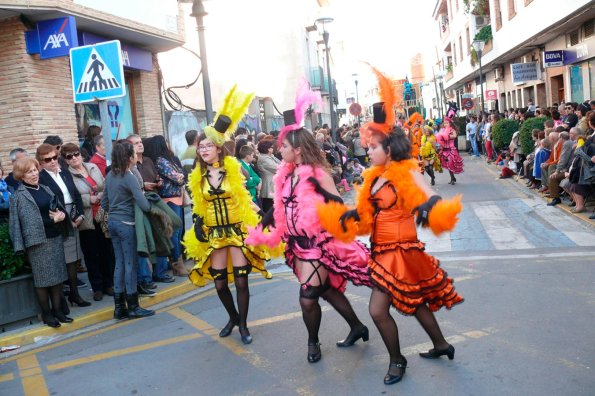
[[37, 143, 91, 308], [62, 143, 114, 301]]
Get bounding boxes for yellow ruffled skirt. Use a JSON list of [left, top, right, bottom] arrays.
[[183, 223, 274, 286]]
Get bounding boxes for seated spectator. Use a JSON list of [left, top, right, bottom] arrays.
[[531, 138, 551, 189], [498, 153, 517, 179], [547, 130, 576, 206], [565, 129, 594, 213]]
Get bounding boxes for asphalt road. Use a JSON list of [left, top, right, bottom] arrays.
[[1, 157, 594, 395]]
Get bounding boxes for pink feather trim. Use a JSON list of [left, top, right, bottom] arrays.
[[277, 78, 322, 148]]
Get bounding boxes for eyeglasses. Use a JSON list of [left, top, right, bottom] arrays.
[[65, 152, 81, 160], [198, 144, 216, 152], [565, 107, 572, 110], [43, 155, 58, 163]]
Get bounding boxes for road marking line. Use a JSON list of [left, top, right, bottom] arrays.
[[418, 228, 453, 252], [440, 250, 595, 262], [46, 333, 201, 372], [169, 307, 272, 369], [17, 355, 49, 396], [249, 307, 331, 328], [471, 202, 533, 249], [0, 373, 14, 382]]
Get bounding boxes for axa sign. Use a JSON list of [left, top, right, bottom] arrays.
[[37, 17, 78, 59]]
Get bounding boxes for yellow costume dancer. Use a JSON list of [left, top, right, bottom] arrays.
[[420, 125, 442, 185], [183, 85, 274, 344]]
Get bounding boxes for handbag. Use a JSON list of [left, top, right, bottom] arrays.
[[182, 189, 192, 207]]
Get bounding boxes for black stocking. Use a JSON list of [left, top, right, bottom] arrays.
[[369, 288, 403, 363], [67, 260, 82, 301], [234, 276, 249, 328], [414, 304, 448, 350], [214, 278, 238, 322], [49, 285, 63, 314], [35, 287, 52, 316], [449, 170, 456, 182], [300, 297, 322, 343], [321, 287, 362, 330]]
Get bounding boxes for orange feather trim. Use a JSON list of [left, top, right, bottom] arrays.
[[428, 195, 463, 235], [359, 64, 397, 147], [316, 201, 358, 243]]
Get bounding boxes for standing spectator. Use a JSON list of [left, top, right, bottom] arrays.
[[127, 134, 165, 289], [0, 161, 11, 220], [81, 125, 101, 162], [5, 148, 28, 191], [144, 135, 189, 278], [37, 144, 91, 308], [237, 145, 261, 204], [90, 135, 108, 177], [353, 131, 367, 165], [180, 129, 199, 174], [101, 142, 154, 319], [63, 143, 114, 301], [256, 139, 280, 214], [465, 115, 480, 157], [484, 114, 496, 163], [43, 135, 68, 169], [9, 157, 73, 327]]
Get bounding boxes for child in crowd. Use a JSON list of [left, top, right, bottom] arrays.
[[498, 152, 517, 179]]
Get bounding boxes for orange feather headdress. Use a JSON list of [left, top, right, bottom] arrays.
[[359, 65, 397, 147]]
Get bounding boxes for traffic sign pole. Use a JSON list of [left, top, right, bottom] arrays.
[[99, 100, 112, 166]]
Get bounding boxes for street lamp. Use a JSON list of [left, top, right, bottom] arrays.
[[315, 17, 335, 140], [435, 69, 445, 119], [352, 73, 360, 122], [472, 39, 485, 116], [191, 0, 214, 123]]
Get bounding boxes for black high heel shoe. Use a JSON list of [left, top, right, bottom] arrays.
[[53, 310, 74, 323], [41, 312, 61, 328], [307, 341, 322, 363], [419, 344, 455, 360], [219, 317, 238, 338], [336, 325, 369, 347], [68, 296, 91, 307], [239, 326, 253, 345], [384, 357, 407, 385]]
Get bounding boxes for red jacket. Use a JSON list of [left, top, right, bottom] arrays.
[[89, 153, 107, 176]]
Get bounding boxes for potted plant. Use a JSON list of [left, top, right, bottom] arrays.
[[0, 221, 38, 327]]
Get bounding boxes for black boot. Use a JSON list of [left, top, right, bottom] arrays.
[[113, 293, 129, 320], [425, 165, 435, 186], [125, 293, 155, 319]]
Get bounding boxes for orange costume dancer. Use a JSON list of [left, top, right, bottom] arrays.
[[318, 66, 464, 386], [404, 112, 424, 160]]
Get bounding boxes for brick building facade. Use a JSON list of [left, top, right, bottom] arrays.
[[0, 0, 184, 171]]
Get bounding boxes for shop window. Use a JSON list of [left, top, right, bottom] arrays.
[[589, 61, 595, 100], [75, 73, 138, 151]]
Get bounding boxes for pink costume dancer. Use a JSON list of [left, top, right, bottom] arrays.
[[247, 79, 372, 364], [436, 118, 464, 185]]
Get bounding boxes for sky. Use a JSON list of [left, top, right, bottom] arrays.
[[325, 0, 439, 87]]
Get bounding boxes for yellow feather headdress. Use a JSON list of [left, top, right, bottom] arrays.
[[204, 85, 255, 147]]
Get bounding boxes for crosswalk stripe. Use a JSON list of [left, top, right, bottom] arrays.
[[470, 202, 534, 250], [449, 204, 494, 251], [522, 198, 595, 246]]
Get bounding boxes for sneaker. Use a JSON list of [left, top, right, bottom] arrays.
[[137, 283, 156, 296], [547, 198, 561, 206]]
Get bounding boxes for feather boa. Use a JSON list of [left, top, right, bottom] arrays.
[[318, 159, 463, 241], [359, 65, 397, 147], [246, 162, 326, 248], [183, 156, 259, 258]]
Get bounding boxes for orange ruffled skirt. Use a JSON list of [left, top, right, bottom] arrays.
[[370, 217, 463, 315]]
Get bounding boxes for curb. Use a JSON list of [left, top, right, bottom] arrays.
[[0, 280, 196, 349]]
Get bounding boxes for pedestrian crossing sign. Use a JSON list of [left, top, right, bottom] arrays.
[[70, 40, 125, 103]]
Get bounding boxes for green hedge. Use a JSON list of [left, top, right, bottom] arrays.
[[492, 119, 519, 150], [0, 222, 27, 281], [519, 117, 549, 156]]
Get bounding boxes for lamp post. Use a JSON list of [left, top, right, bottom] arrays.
[[435, 70, 445, 119], [316, 17, 335, 141], [352, 73, 360, 123], [191, 0, 214, 123], [472, 39, 485, 116]]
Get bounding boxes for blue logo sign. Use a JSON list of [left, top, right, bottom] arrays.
[[70, 40, 125, 103], [36, 17, 78, 59], [544, 50, 564, 68]]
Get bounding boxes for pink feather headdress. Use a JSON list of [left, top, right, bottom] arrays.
[[277, 78, 323, 148]]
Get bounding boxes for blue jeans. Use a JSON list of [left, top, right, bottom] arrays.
[[470, 134, 480, 156], [108, 220, 138, 294], [137, 257, 152, 285], [154, 256, 170, 279], [167, 202, 183, 261]]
